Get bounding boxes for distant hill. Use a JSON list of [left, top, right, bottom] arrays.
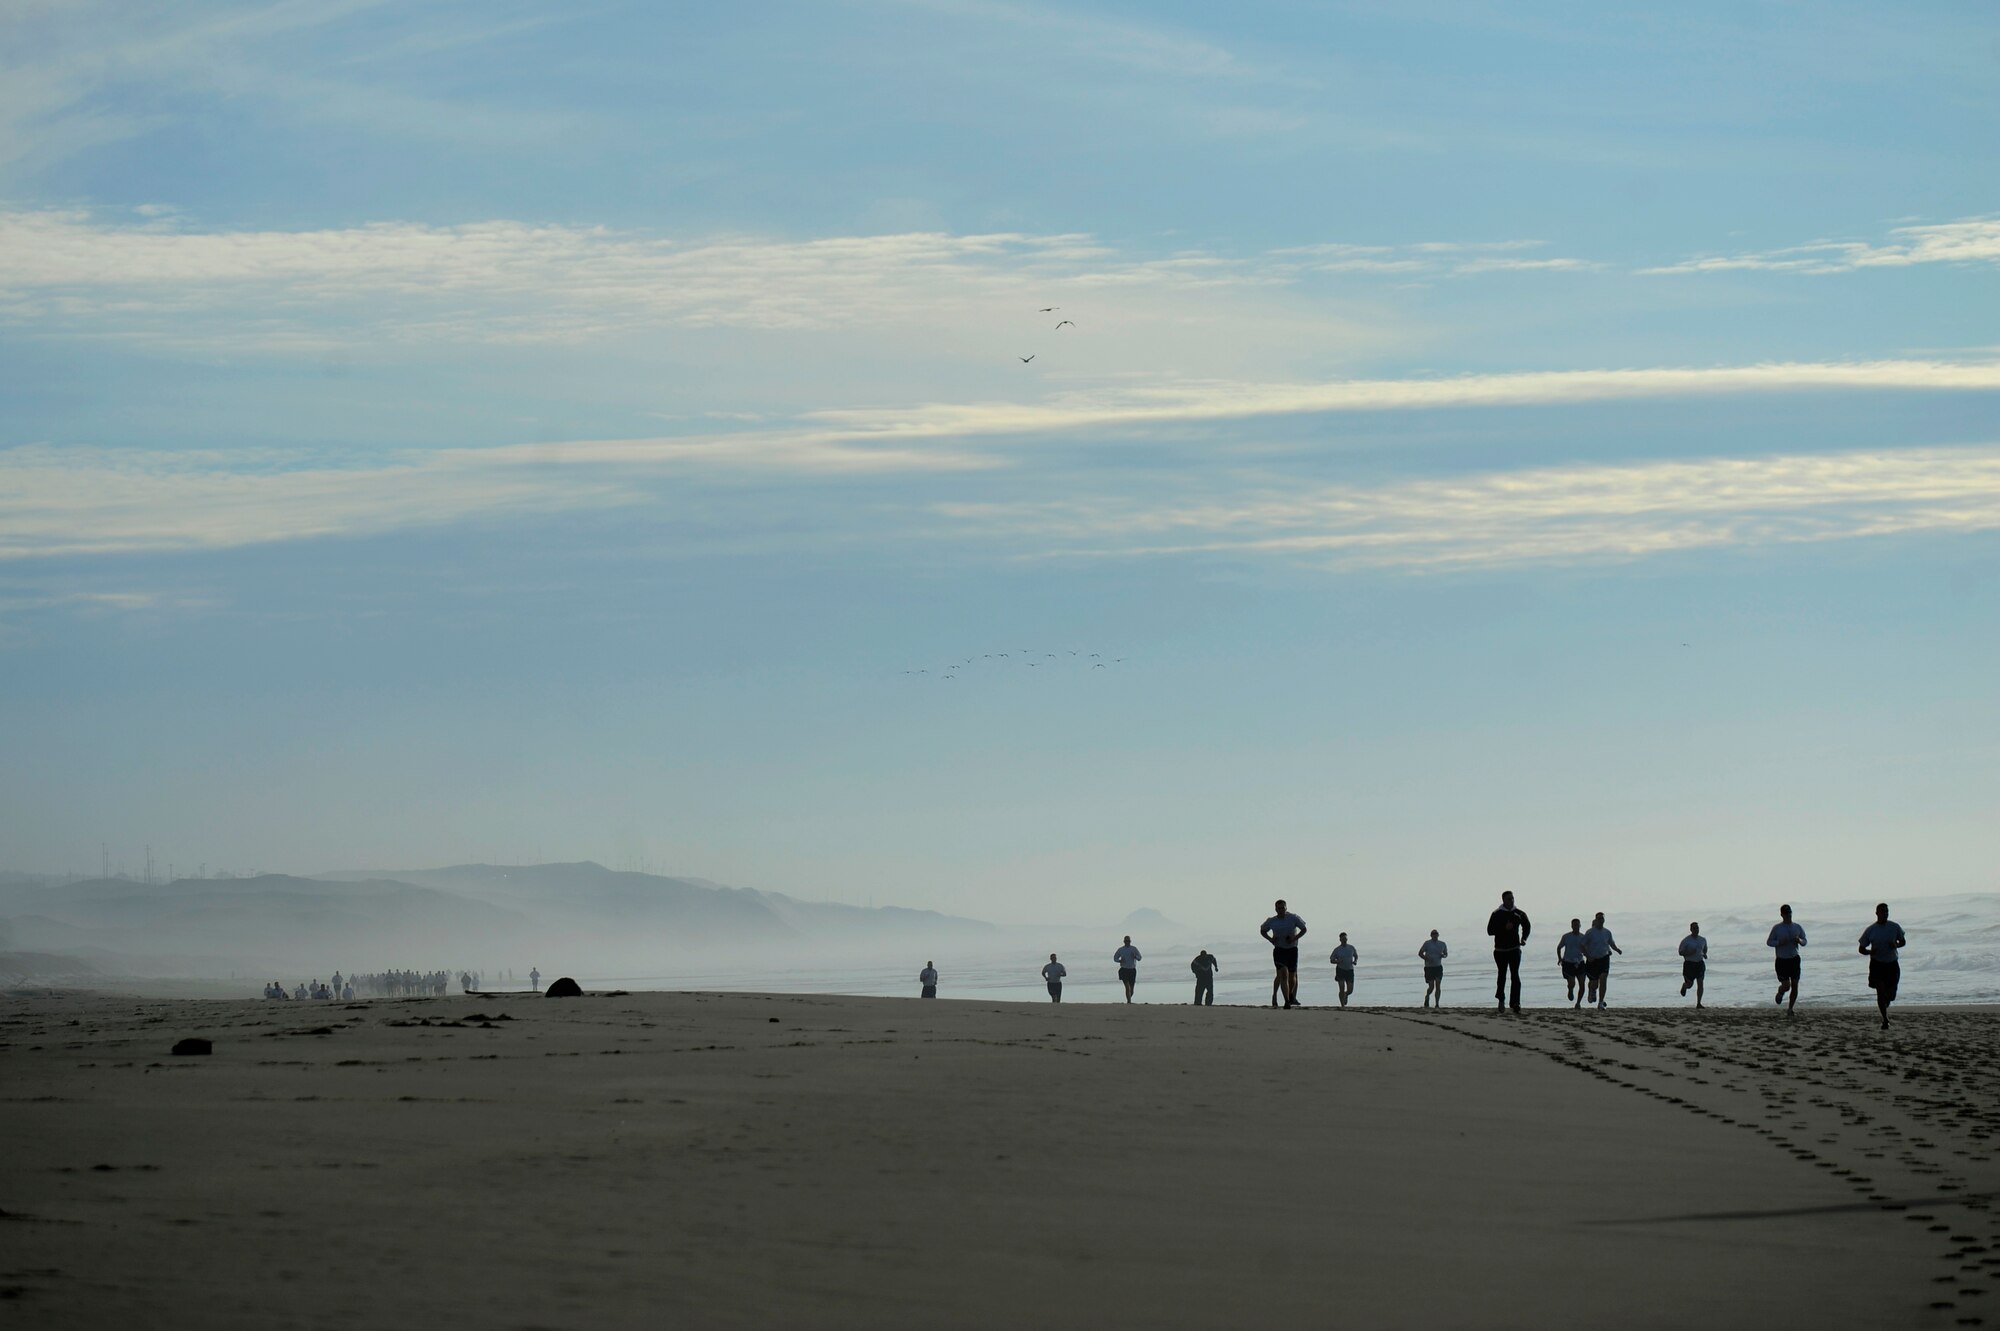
[[315, 862, 996, 944], [1118, 907, 1184, 935], [0, 874, 522, 973]]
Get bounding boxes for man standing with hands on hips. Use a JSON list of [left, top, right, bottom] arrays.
[[1487, 891, 1531, 1013], [1261, 899, 1308, 1009]]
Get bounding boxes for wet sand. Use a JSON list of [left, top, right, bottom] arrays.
[[4, 992, 1997, 1328]]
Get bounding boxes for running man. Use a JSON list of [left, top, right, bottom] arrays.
[[1261, 899, 1309, 1009], [1767, 904, 1807, 1014], [1678, 923, 1708, 1008], [1418, 930, 1448, 1007], [1582, 912, 1622, 1009], [1329, 934, 1359, 1008], [919, 961, 939, 998], [1557, 918, 1588, 1008], [1486, 891, 1531, 1012], [1190, 949, 1219, 1006], [1858, 903, 1906, 1030], [1041, 953, 1067, 1003], [1113, 936, 1143, 1004]]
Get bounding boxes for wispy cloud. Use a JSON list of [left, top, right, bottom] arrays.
[[1644, 217, 2000, 275], [7, 358, 2000, 563], [937, 445, 2000, 571], [0, 210, 1590, 353]]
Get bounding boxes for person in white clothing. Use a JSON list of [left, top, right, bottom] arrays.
[[1418, 931, 1448, 1008], [1767, 905, 1807, 1014], [1677, 923, 1708, 1008], [1329, 934, 1359, 1008], [1041, 954, 1067, 1003], [1582, 913, 1621, 1009], [1112, 936, 1142, 1004]]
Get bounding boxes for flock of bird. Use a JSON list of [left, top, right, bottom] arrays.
[[1019, 306, 1075, 364], [900, 650, 1129, 682]]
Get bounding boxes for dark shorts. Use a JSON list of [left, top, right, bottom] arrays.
[[1561, 961, 1582, 980], [1585, 956, 1610, 979], [1273, 947, 1299, 972], [1047, 981, 1062, 998], [1682, 959, 1706, 980], [1868, 962, 1899, 999], [1335, 967, 1355, 985], [921, 985, 937, 998], [1119, 967, 1137, 982], [1775, 956, 1801, 981], [1424, 965, 1443, 982]]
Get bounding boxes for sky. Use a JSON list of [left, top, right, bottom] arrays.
[[1, 1, 1996, 928]]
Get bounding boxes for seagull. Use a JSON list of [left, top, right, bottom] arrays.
[[1019, 355, 1035, 363], [1039, 307, 1060, 312], [1055, 320, 1074, 330], [1093, 663, 1106, 669]]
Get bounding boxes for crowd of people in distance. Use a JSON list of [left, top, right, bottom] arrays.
[[917, 897, 1912, 1027], [260, 968, 532, 1000]]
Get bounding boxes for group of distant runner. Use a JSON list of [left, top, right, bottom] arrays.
[[917, 897, 1912, 1026]]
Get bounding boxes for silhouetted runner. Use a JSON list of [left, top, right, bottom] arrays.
[[1190, 949, 1218, 1006], [1041, 953, 1067, 1003], [1113, 936, 1142, 1004], [1261, 900, 1308, 1009], [1486, 891, 1531, 1012], [1556, 919, 1588, 1008], [1582, 912, 1621, 1009], [1329, 934, 1359, 1008], [1418, 931, 1447, 1008], [1767, 905, 1807, 1014], [1858, 903, 1906, 1030], [1678, 923, 1708, 1008], [919, 961, 938, 999]]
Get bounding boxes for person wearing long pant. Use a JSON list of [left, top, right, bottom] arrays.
[[1486, 891, 1531, 1012], [1190, 950, 1218, 1005]]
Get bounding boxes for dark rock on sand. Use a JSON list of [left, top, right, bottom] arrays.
[[544, 976, 583, 998], [170, 1038, 211, 1056]]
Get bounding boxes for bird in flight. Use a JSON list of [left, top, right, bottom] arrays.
[[1019, 355, 1035, 363], [1055, 320, 1074, 330], [1039, 307, 1059, 312]]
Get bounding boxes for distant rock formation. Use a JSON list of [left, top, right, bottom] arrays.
[[544, 975, 583, 998]]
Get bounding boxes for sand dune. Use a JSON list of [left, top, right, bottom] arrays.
[[3, 994, 1996, 1328]]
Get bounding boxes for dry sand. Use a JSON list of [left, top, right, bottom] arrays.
[[4, 991, 1998, 1329]]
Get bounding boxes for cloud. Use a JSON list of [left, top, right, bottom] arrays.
[[0, 210, 1591, 352], [6, 357, 2000, 563], [1644, 217, 2000, 276], [936, 445, 2000, 571], [786, 358, 2000, 445]]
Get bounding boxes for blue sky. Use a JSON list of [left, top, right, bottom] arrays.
[[2, 1, 1995, 926]]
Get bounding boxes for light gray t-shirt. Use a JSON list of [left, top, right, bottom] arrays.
[[1582, 927, 1617, 960], [1113, 945, 1141, 968], [1679, 935, 1707, 961], [1330, 944, 1358, 969], [1419, 939, 1447, 967], [1767, 921, 1807, 959], [1042, 962, 1067, 982]]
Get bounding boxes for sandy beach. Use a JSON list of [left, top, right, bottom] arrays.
[[4, 991, 1997, 1329]]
